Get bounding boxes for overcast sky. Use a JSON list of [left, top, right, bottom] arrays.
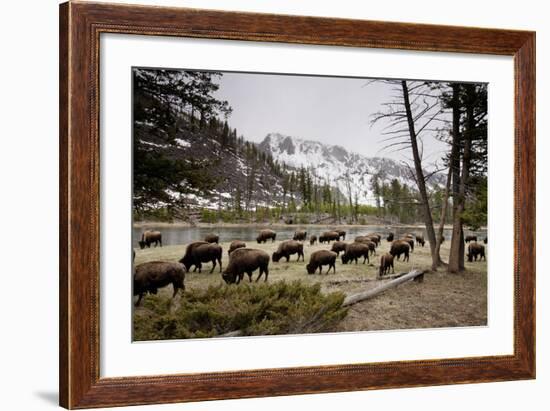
[[213, 71, 451, 165]]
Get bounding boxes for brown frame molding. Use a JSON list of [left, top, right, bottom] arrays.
[[59, 1, 535, 408]]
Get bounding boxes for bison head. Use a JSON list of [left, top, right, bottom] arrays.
[[305, 263, 316, 274], [138, 240, 147, 249], [272, 251, 282, 262], [341, 254, 350, 264], [222, 270, 237, 284]]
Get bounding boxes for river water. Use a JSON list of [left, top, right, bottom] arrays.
[[132, 225, 487, 248]]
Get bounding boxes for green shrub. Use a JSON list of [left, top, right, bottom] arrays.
[[134, 281, 348, 340]]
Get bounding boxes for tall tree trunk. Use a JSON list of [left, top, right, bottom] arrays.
[[435, 165, 452, 265], [449, 85, 474, 272], [401, 81, 440, 270]]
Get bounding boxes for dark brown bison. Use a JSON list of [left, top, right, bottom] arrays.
[[133, 261, 185, 306], [272, 240, 304, 262], [138, 230, 162, 249], [354, 237, 376, 255], [390, 240, 410, 262], [483, 236, 488, 244], [204, 233, 219, 243], [309, 235, 317, 245], [467, 242, 486, 262], [416, 234, 425, 247], [335, 230, 346, 240], [293, 230, 308, 241], [341, 243, 370, 265], [228, 240, 246, 256], [179, 242, 222, 273], [366, 233, 382, 242], [465, 235, 478, 243], [256, 229, 277, 243], [222, 248, 269, 284], [379, 253, 395, 276], [132, 249, 135, 262], [330, 241, 347, 256], [319, 231, 340, 244], [306, 250, 337, 274], [400, 237, 415, 252], [387, 232, 394, 242], [366, 235, 380, 247]]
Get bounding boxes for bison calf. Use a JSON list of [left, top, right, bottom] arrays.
[[222, 248, 270, 284], [309, 235, 317, 245], [378, 253, 395, 277], [306, 250, 337, 274], [272, 240, 304, 262], [133, 261, 185, 306], [387, 232, 394, 242], [415, 234, 425, 247]]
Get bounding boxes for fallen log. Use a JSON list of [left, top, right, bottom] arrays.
[[343, 269, 426, 307]]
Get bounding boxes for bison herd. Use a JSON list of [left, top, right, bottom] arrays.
[[133, 228, 487, 305]]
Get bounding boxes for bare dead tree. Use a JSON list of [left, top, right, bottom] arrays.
[[369, 79, 450, 270]]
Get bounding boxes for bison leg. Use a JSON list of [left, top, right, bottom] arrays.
[[330, 262, 336, 274], [286, 255, 290, 262], [318, 266, 323, 275], [210, 259, 216, 274], [218, 257, 222, 273], [247, 271, 253, 282], [135, 293, 143, 307]]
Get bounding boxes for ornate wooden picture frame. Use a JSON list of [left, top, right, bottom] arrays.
[[59, 1, 535, 408]]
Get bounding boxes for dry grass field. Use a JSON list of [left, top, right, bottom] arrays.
[[134, 234, 487, 333]]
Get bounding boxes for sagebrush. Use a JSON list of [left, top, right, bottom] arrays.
[[133, 280, 348, 340]]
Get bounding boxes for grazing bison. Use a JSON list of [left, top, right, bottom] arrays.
[[309, 234, 317, 245], [256, 229, 277, 243], [204, 233, 219, 244], [330, 241, 348, 256], [222, 248, 270, 284], [335, 230, 346, 240], [366, 233, 382, 242], [354, 237, 376, 255], [319, 231, 340, 244], [390, 240, 410, 262], [467, 242, 486, 262], [272, 240, 304, 262], [228, 240, 246, 256], [483, 236, 488, 244], [179, 242, 222, 273], [400, 237, 415, 252], [293, 230, 308, 241], [133, 261, 185, 306], [465, 235, 478, 243], [365, 235, 380, 247], [416, 234, 425, 247], [138, 230, 162, 249], [306, 250, 337, 274], [379, 253, 395, 277], [341, 243, 370, 265], [387, 232, 394, 242]]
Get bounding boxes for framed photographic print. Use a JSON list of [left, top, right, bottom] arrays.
[[59, 1, 535, 409]]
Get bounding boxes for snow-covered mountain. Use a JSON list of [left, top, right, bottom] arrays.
[[258, 133, 444, 205]]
